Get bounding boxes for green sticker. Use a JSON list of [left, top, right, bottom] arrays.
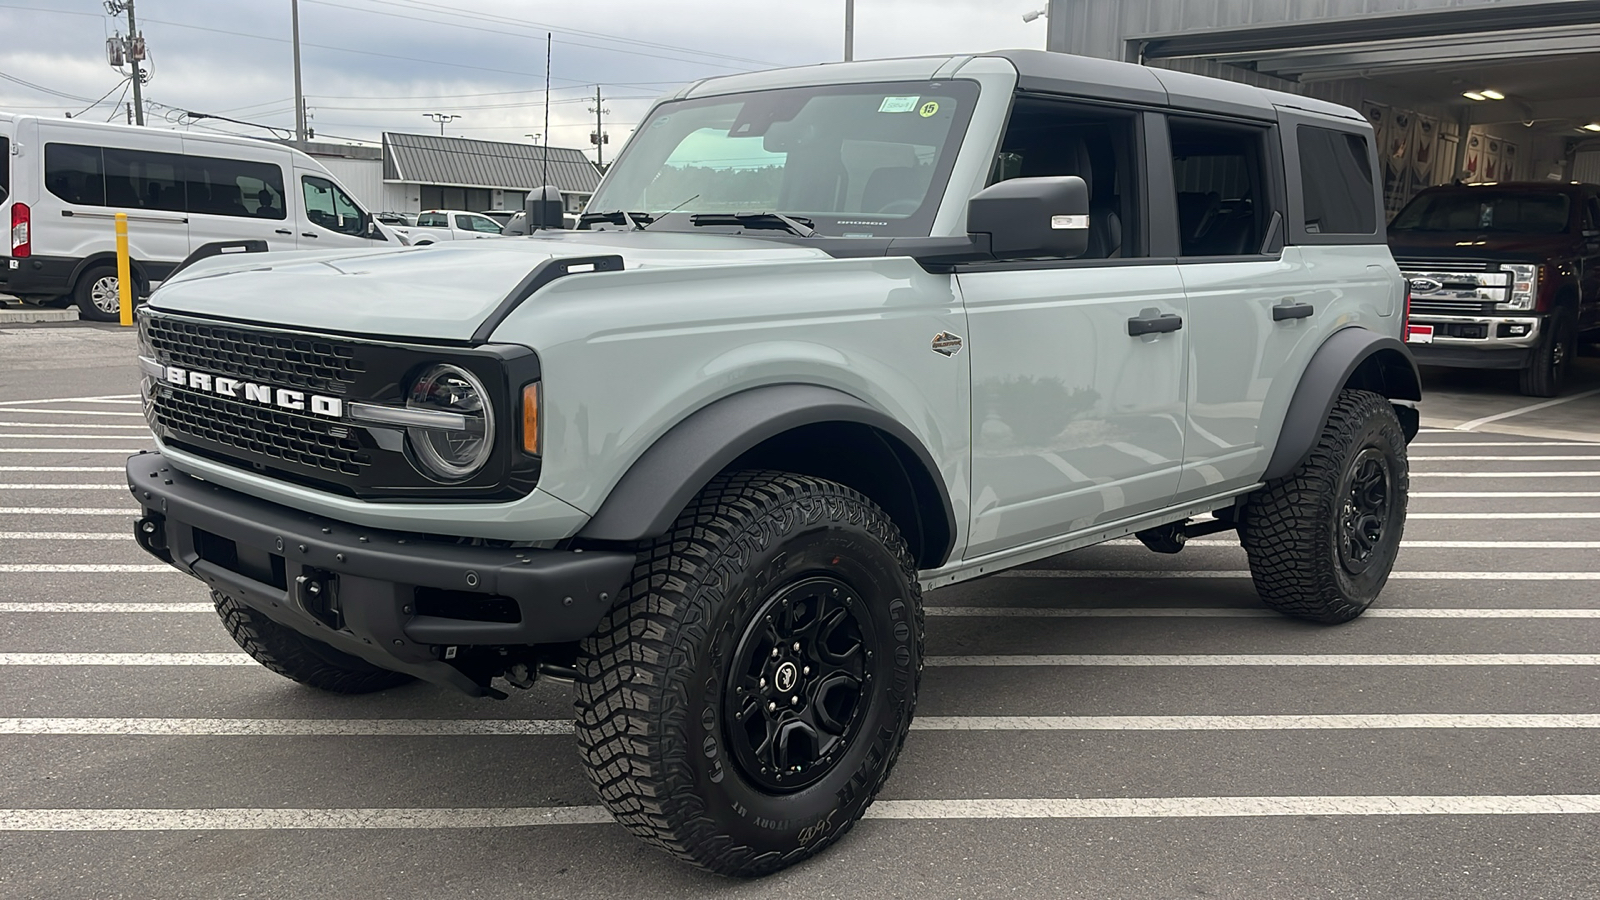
[[878, 96, 919, 113]]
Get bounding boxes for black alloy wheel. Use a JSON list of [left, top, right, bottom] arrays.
[[1337, 448, 1393, 576], [724, 576, 877, 792]]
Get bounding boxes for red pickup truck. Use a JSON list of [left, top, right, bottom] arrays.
[[1389, 181, 1600, 396]]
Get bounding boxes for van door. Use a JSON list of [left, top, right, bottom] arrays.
[[39, 129, 190, 283], [179, 137, 295, 255], [295, 170, 380, 249], [960, 101, 1187, 558]]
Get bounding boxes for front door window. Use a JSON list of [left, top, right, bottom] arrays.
[[302, 175, 366, 236]]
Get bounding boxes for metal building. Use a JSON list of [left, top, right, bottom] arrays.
[[1046, 0, 1600, 212]]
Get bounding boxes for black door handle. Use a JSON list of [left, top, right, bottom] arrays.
[[301, 232, 319, 238], [274, 228, 293, 235], [1273, 301, 1314, 321], [1127, 313, 1184, 336]]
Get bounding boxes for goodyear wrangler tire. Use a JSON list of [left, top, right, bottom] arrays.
[[1241, 390, 1408, 624], [574, 471, 924, 877], [213, 591, 414, 694]]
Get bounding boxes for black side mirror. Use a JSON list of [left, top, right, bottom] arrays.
[[967, 175, 1090, 261]]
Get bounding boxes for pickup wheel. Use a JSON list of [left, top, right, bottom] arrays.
[[574, 471, 923, 877], [1519, 311, 1577, 398], [212, 591, 414, 693], [1241, 390, 1408, 623]]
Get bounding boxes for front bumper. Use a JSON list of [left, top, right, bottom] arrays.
[[127, 451, 635, 696], [1407, 313, 1542, 370]]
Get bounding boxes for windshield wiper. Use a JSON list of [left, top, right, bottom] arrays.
[[689, 211, 815, 237], [579, 210, 654, 230]]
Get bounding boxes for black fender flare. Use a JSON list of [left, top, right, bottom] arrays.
[[578, 384, 957, 567], [1263, 327, 1422, 481]]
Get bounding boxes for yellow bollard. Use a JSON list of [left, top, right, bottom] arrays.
[[114, 212, 133, 326]]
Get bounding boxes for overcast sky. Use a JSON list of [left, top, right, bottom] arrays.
[[0, 0, 1046, 157]]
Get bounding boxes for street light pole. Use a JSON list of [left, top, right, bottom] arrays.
[[844, 0, 854, 61], [291, 0, 306, 145], [423, 113, 460, 135]]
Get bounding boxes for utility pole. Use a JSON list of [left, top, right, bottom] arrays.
[[104, 1, 146, 125], [844, 0, 854, 61], [589, 85, 610, 171], [424, 112, 460, 135], [291, 0, 306, 145]]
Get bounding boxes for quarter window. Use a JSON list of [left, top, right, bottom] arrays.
[[1167, 119, 1275, 257], [302, 175, 366, 236], [1297, 126, 1376, 235]]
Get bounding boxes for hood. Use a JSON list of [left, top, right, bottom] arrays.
[[1388, 230, 1579, 265], [149, 231, 833, 342]]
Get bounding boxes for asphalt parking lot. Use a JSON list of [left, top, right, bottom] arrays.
[[1, 322, 1598, 899]]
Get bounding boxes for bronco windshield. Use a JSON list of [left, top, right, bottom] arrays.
[[585, 80, 980, 238], [1391, 190, 1572, 234]]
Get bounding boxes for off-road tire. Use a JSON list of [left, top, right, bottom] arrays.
[[574, 471, 924, 877], [1520, 311, 1576, 398], [73, 265, 130, 323], [1241, 390, 1408, 623], [213, 590, 413, 693]]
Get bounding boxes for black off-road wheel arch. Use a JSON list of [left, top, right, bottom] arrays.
[[1241, 389, 1409, 623], [573, 470, 924, 877], [212, 591, 414, 694]]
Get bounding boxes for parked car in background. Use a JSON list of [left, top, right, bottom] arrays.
[[497, 209, 579, 235], [395, 209, 506, 244], [375, 211, 416, 227], [1390, 181, 1600, 396], [478, 209, 518, 227], [1, 113, 395, 320]]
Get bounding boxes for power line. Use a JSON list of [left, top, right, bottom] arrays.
[[69, 76, 131, 118]]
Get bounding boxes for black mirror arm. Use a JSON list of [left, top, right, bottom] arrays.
[[900, 235, 995, 272]]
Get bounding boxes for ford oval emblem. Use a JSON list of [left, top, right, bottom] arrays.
[[1408, 277, 1443, 294]]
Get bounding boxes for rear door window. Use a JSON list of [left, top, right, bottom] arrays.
[[1167, 118, 1275, 257], [44, 143, 106, 207], [1297, 126, 1376, 235]]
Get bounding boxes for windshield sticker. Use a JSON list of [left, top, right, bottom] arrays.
[[918, 101, 941, 118], [878, 96, 919, 113]]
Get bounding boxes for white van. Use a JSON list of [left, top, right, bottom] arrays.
[[3, 115, 394, 320]]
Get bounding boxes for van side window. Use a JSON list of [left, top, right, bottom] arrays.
[[991, 97, 1141, 259], [1297, 126, 1375, 235], [104, 148, 186, 213], [44, 144, 106, 207], [302, 175, 366, 236], [0, 136, 10, 203], [1167, 118, 1273, 257], [187, 157, 286, 220]]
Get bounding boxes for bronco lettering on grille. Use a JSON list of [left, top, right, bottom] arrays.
[[162, 365, 344, 419]]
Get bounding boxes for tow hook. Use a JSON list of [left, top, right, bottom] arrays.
[[133, 514, 170, 561], [1135, 516, 1238, 554], [295, 569, 342, 629]]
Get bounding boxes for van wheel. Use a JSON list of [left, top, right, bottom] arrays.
[[73, 265, 129, 322], [1519, 311, 1576, 398], [1241, 390, 1408, 623], [574, 471, 923, 876]]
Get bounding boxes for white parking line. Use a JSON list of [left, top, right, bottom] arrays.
[[0, 532, 129, 541], [0, 409, 145, 417], [0, 467, 123, 472], [1411, 442, 1600, 448], [923, 607, 1600, 619], [0, 603, 211, 613], [0, 565, 171, 573], [0, 434, 155, 440], [999, 571, 1600, 580], [0, 509, 135, 516], [0, 485, 127, 490], [1411, 456, 1600, 461], [1411, 512, 1600, 519], [927, 654, 1600, 666], [0, 422, 150, 430], [1, 713, 1594, 737], [1412, 492, 1600, 498], [1413, 472, 1600, 478], [3, 795, 1598, 831], [1455, 388, 1600, 431], [0, 395, 140, 407], [1107, 538, 1600, 549], [4, 652, 1595, 668], [0, 449, 146, 454]]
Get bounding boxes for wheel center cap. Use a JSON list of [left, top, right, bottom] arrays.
[[773, 661, 799, 694]]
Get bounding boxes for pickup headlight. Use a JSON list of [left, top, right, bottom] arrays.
[[405, 364, 494, 482], [1501, 264, 1538, 310]]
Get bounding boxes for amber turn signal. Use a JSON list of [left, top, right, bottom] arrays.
[[522, 382, 541, 455]]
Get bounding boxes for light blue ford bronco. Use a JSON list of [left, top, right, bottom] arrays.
[[127, 50, 1419, 875]]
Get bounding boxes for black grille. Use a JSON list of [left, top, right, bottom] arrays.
[[141, 315, 364, 395], [153, 388, 372, 477], [1410, 300, 1495, 316]]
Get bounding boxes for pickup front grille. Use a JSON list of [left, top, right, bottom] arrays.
[[1398, 259, 1510, 314], [140, 315, 365, 395], [152, 389, 372, 477]]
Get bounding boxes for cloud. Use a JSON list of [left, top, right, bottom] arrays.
[[1, 0, 1046, 151]]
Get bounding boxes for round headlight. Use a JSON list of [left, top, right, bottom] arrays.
[[405, 364, 494, 482]]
